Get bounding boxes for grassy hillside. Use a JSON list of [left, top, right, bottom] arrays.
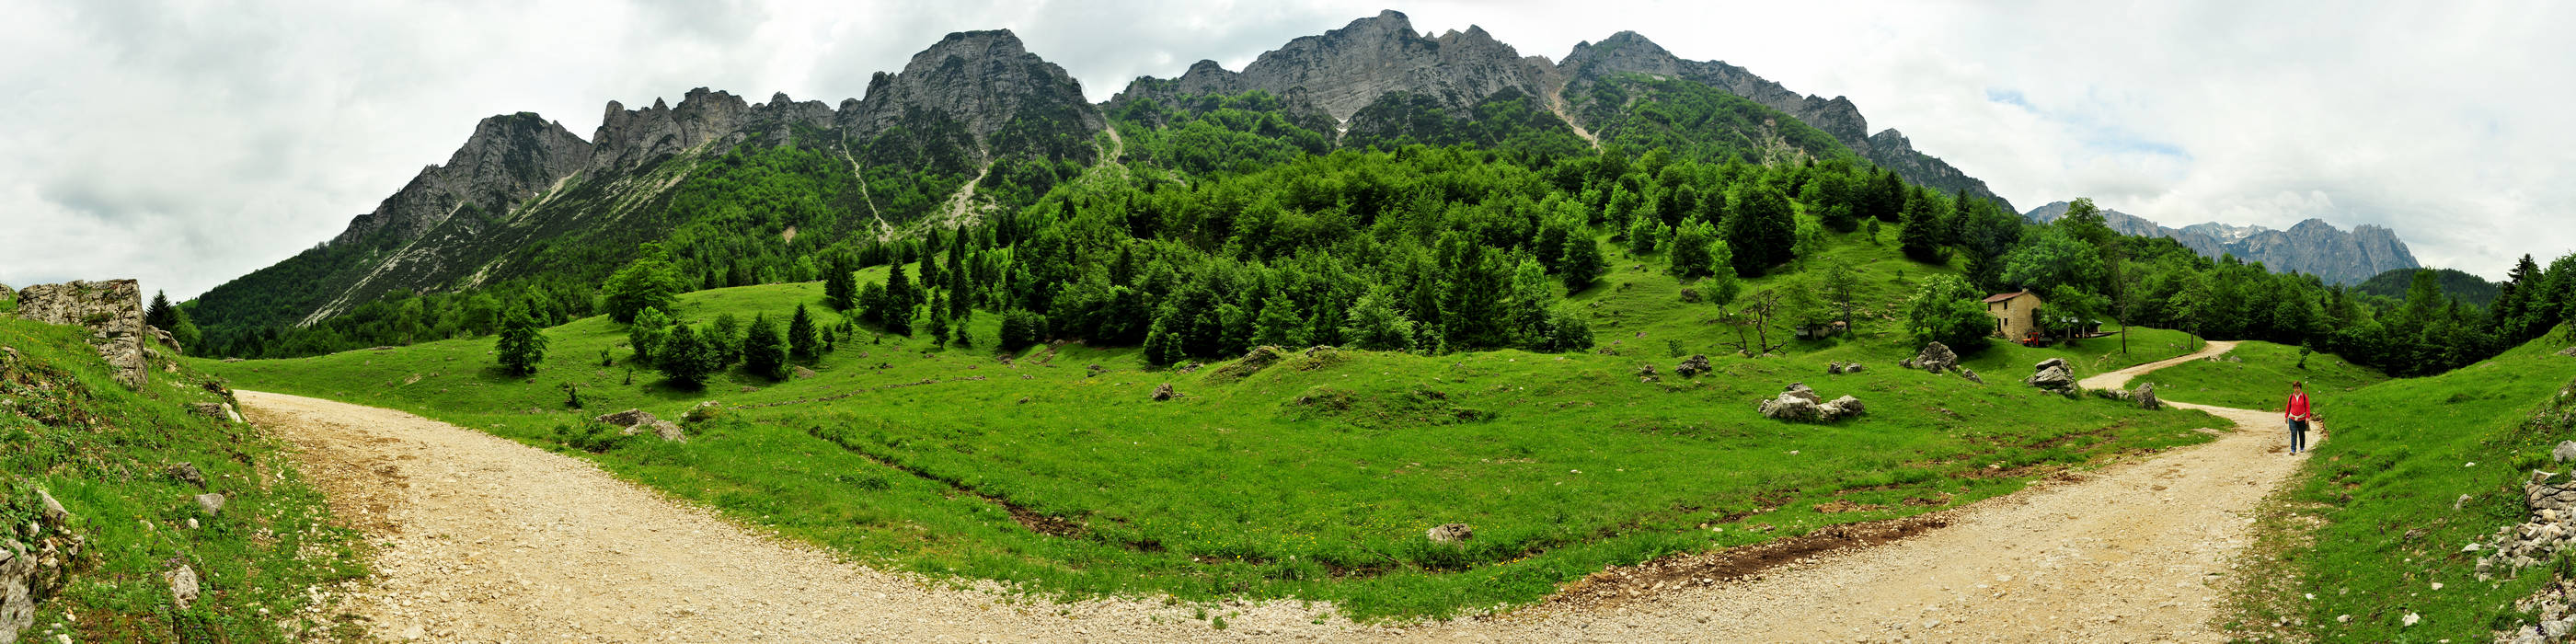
[[1, 317, 363, 640], [2271, 328, 2576, 640], [199, 243, 2227, 619], [2138, 339, 2390, 410]]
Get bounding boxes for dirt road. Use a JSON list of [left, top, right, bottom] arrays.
[[244, 339, 2307, 642]]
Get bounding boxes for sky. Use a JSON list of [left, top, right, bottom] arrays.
[[2, 0, 2570, 299]]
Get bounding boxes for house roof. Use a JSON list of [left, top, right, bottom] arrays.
[[1982, 291, 2033, 304]]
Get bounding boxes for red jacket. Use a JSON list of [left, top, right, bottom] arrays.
[[2286, 392, 2311, 420]]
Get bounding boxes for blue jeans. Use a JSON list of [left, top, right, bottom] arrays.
[[2288, 419, 2309, 453]]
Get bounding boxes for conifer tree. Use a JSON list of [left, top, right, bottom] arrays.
[[788, 304, 820, 360], [657, 324, 715, 387], [742, 313, 788, 380], [144, 291, 178, 330], [823, 257, 857, 311]]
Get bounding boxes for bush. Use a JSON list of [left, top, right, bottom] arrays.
[[554, 420, 632, 454]]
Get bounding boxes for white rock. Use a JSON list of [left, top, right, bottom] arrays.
[[2402, 612, 2421, 627]]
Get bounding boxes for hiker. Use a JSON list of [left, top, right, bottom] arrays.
[[2285, 381, 2313, 454]]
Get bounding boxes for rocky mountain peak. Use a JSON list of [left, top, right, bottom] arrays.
[[329, 111, 592, 247], [841, 29, 1100, 158]]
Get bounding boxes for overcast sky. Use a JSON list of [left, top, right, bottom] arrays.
[[3, 0, 2570, 298]]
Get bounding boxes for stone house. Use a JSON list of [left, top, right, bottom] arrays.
[[1984, 291, 2043, 339]]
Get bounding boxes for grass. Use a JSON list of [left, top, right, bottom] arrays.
[[2, 316, 366, 641], [2268, 328, 2576, 640], [2142, 339, 2389, 410], [195, 238, 2232, 619]]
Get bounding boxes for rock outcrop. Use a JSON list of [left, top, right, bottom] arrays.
[[593, 408, 686, 443], [2475, 470, 2576, 581], [1673, 354, 1713, 377], [9, 280, 147, 388], [3, 489, 83, 642], [1912, 342, 1959, 374], [1426, 523, 1474, 544]]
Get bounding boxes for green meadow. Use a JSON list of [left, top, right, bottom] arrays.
[[2145, 339, 2390, 411], [200, 256, 2226, 619]]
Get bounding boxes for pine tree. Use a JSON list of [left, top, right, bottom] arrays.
[[873, 264, 914, 335], [1899, 195, 1946, 262], [496, 303, 547, 376], [823, 256, 857, 311], [927, 293, 953, 347], [788, 304, 821, 360], [742, 313, 788, 380], [708, 313, 743, 368], [656, 324, 716, 387], [948, 238, 972, 320], [144, 291, 178, 330]]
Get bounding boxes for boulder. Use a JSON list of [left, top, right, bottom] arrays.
[[10, 280, 148, 388], [221, 403, 243, 424], [2025, 365, 2076, 394], [1758, 394, 1821, 421], [1826, 362, 1845, 375], [166, 563, 200, 611], [1914, 342, 1958, 374], [1674, 354, 1712, 378], [0, 282, 12, 304], [194, 493, 225, 517], [168, 463, 207, 489], [1426, 523, 1473, 544], [627, 420, 686, 443], [1819, 396, 1867, 420], [1151, 383, 1178, 401], [1960, 368, 1984, 385], [2134, 383, 2161, 410], [682, 401, 722, 423], [2035, 358, 2069, 372], [34, 490, 67, 526], [594, 408, 655, 427], [596, 409, 684, 442], [2557, 441, 2576, 464], [1844, 362, 1866, 374]]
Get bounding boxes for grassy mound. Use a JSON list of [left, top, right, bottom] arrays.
[[2271, 328, 2576, 639], [2141, 339, 2389, 409], [1, 316, 362, 641], [199, 267, 2226, 618]]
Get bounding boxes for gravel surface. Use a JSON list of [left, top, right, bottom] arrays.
[[241, 340, 2307, 642]]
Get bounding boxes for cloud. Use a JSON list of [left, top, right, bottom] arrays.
[[1, 0, 2567, 300]]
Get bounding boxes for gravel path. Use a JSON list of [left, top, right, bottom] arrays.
[[243, 340, 2308, 642]]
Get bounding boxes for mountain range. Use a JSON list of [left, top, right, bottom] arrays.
[[191, 10, 2019, 336], [2022, 201, 2420, 285]]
